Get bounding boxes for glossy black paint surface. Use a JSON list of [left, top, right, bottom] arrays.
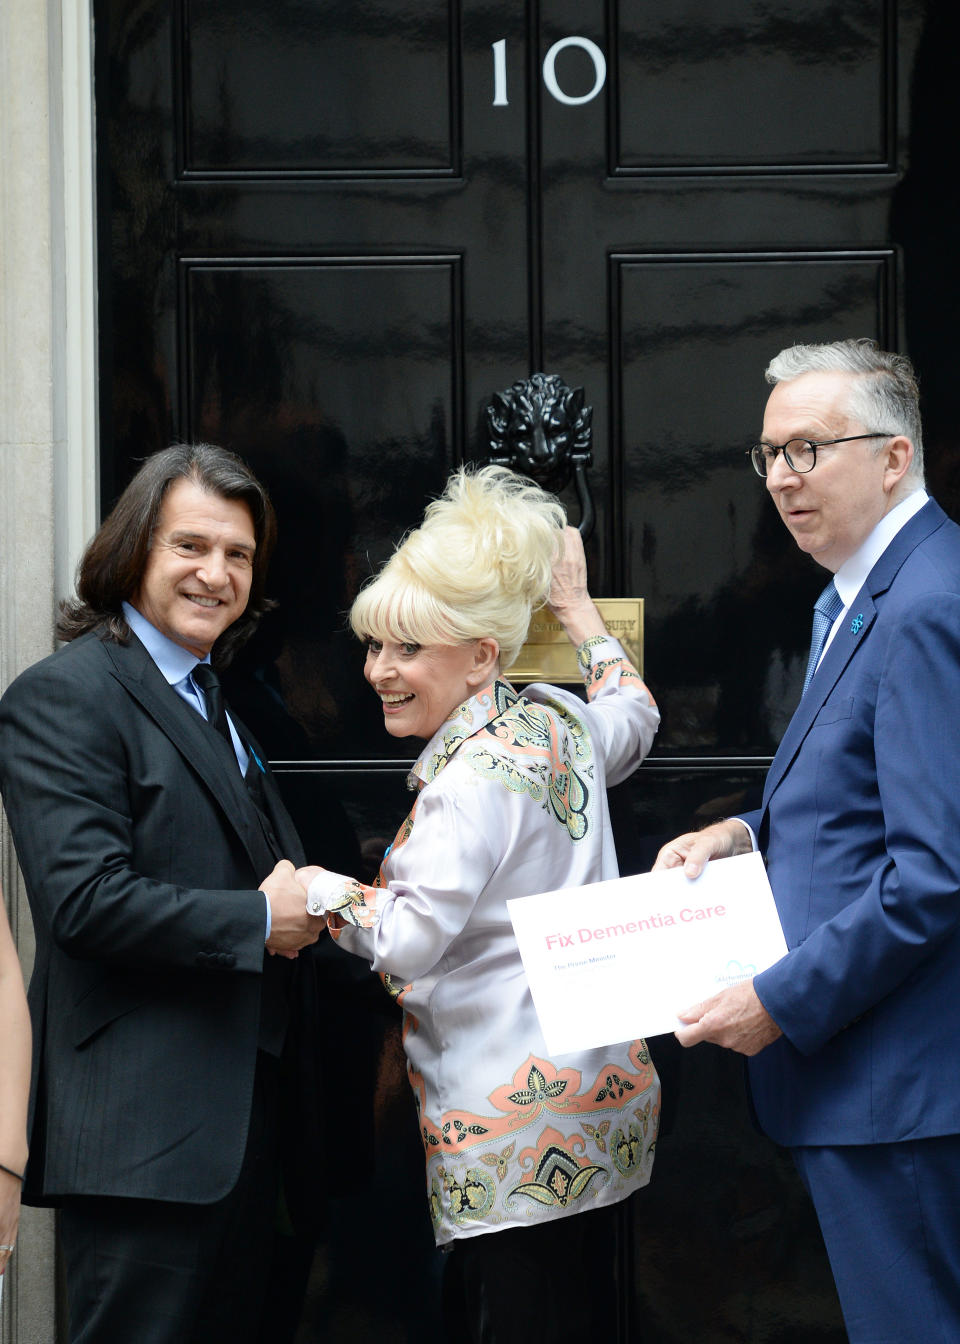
[[94, 0, 955, 1337], [613, 0, 890, 171], [182, 0, 457, 174]]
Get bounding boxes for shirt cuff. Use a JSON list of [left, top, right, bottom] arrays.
[[575, 632, 625, 673], [306, 869, 356, 916], [263, 892, 272, 941]]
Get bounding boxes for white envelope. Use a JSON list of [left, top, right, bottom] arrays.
[[507, 851, 787, 1053]]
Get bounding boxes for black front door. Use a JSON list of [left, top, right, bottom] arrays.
[[95, 1, 953, 1337]]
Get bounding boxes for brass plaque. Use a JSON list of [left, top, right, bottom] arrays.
[[505, 599, 644, 685]]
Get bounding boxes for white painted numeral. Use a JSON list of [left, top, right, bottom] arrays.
[[542, 36, 606, 106], [492, 36, 607, 107], [492, 38, 508, 106]]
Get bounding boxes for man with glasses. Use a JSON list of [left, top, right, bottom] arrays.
[[656, 338, 960, 1343]]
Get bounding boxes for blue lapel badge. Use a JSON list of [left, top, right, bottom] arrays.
[[850, 613, 864, 634]]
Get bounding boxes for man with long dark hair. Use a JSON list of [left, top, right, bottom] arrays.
[[0, 444, 322, 1342]]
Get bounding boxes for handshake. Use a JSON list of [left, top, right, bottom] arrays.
[[259, 859, 329, 958]]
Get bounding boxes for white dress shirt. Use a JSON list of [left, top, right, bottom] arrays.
[[738, 488, 930, 852], [816, 488, 928, 670]]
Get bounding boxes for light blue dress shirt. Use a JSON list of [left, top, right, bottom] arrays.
[[121, 602, 270, 938], [122, 602, 249, 773]]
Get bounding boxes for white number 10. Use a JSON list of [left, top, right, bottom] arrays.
[[492, 36, 607, 107]]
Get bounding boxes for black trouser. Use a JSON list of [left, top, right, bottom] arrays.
[[442, 1200, 625, 1344], [60, 1053, 282, 1344]]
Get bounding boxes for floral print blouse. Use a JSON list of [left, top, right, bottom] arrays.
[[306, 634, 661, 1245]]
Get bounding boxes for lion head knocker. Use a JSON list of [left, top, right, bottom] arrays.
[[485, 373, 595, 537]]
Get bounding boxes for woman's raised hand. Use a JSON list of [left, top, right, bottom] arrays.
[[548, 526, 607, 644]]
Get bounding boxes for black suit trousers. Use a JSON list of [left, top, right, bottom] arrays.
[[60, 1053, 281, 1344]]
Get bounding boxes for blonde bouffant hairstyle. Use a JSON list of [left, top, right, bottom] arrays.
[[350, 465, 566, 667]]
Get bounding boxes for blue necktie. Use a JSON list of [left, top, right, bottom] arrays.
[[802, 579, 844, 695]]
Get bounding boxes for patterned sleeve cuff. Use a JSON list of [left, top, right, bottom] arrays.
[[306, 870, 379, 929], [575, 633, 621, 674], [575, 634, 647, 699]]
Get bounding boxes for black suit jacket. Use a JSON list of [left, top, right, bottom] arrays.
[[0, 628, 308, 1206]]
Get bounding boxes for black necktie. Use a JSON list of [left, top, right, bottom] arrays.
[[193, 662, 274, 832], [193, 662, 288, 1053], [192, 662, 232, 747]]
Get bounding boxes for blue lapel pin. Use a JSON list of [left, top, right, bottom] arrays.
[[850, 613, 864, 634]]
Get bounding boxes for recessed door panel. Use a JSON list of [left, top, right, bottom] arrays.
[[182, 256, 463, 757], [613, 251, 893, 753], [182, 0, 458, 174], [612, 0, 891, 171]]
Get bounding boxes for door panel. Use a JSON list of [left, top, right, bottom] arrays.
[[612, 0, 892, 172], [181, 0, 458, 174], [182, 255, 464, 757], [95, 1, 946, 1337], [614, 250, 894, 753]]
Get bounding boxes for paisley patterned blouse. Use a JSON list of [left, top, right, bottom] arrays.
[[306, 634, 661, 1245]]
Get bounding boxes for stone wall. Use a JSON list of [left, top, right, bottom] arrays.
[[0, 0, 96, 1338]]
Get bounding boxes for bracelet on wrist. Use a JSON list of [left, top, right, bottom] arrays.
[[0, 1161, 24, 1183]]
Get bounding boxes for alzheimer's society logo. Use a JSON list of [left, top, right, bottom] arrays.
[[715, 958, 757, 988]]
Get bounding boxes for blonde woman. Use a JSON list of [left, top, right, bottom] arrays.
[[298, 467, 660, 1342], [0, 888, 30, 1280]]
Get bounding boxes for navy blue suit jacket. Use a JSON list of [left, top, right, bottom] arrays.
[[743, 499, 960, 1146]]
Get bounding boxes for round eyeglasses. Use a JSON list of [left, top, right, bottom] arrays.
[[748, 433, 894, 478]]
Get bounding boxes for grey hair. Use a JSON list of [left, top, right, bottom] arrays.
[[765, 338, 924, 482]]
